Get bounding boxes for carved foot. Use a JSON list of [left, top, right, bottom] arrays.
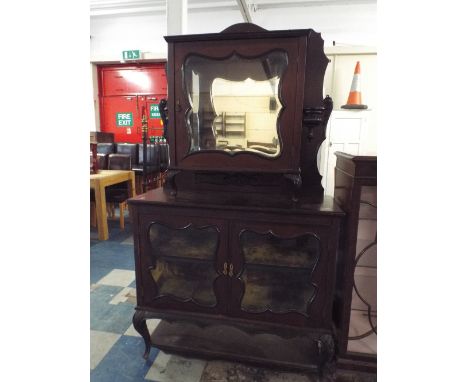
[[133, 310, 151, 359], [317, 334, 337, 382]]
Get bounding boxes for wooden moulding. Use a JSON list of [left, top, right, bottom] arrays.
[[149, 319, 326, 374]]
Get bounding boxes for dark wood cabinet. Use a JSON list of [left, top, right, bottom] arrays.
[[162, 23, 331, 206], [128, 23, 355, 380], [130, 189, 344, 376], [333, 152, 377, 373]]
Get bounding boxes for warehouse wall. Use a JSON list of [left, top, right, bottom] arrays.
[[252, 4, 377, 47], [90, 4, 376, 62]]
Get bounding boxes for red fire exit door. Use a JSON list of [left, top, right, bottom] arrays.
[[98, 63, 167, 143], [102, 96, 140, 143], [139, 95, 166, 137]]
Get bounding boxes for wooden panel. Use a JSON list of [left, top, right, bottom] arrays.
[[150, 319, 323, 373]]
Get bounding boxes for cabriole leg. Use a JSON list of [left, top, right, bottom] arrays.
[[133, 310, 151, 359]]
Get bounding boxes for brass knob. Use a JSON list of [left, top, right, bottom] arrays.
[[223, 262, 228, 275], [229, 264, 234, 277]]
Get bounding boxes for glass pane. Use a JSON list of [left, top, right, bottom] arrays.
[[149, 222, 218, 260], [150, 258, 217, 306], [361, 185, 377, 207], [239, 230, 320, 314], [348, 185, 377, 355], [240, 230, 320, 268], [241, 266, 316, 314], [183, 51, 288, 157], [359, 186, 377, 220]]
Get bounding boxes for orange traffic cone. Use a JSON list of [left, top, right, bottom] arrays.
[[341, 61, 368, 109]]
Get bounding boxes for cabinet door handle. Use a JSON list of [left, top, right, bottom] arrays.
[[229, 264, 234, 277], [175, 99, 181, 112], [223, 262, 228, 275]]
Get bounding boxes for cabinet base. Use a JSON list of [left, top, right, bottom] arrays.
[[144, 318, 336, 380]]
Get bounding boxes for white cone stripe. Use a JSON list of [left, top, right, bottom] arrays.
[[350, 74, 361, 92]]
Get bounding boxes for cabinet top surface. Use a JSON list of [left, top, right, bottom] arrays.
[[164, 27, 312, 43], [128, 188, 344, 216]]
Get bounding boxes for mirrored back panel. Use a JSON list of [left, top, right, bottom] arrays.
[[183, 51, 288, 157]]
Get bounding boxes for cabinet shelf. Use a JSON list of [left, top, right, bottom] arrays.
[[241, 232, 320, 269], [241, 266, 316, 314], [149, 222, 218, 261]]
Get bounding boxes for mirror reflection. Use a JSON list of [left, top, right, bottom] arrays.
[[184, 51, 288, 157]]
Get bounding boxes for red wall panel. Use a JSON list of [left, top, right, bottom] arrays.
[[98, 63, 167, 143]]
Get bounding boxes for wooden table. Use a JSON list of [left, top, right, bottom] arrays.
[[90, 170, 136, 240]]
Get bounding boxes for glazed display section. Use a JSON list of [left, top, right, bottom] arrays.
[[163, 23, 332, 205], [128, 23, 345, 381], [130, 189, 344, 378]]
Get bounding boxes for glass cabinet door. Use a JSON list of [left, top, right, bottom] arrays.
[[172, 39, 304, 171], [229, 222, 330, 326], [239, 230, 320, 314], [183, 51, 287, 157], [139, 215, 228, 313]]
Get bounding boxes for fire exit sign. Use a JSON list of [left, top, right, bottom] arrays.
[[116, 112, 133, 127], [150, 104, 160, 119], [122, 50, 141, 60]]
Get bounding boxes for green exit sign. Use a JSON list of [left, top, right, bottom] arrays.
[[150, 104, 160, 119], [116, 112, 133, 127], [122, 50, 141, 60]]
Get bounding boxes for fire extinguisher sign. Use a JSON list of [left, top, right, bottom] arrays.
[[116, 112, 133, 127], [150, 104, 161, 119]]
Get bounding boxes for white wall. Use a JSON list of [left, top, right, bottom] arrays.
[[91, 13, 168, 62], [90, 4, 377, 62], [251, 4, 377, 47]]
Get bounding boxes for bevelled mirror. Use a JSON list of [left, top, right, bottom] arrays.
[[183, 51, 288, 157]]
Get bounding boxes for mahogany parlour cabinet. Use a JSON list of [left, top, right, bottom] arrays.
[[128, 23, 348, 380]]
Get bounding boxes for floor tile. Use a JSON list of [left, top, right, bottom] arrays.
[[120, 235, 134, 245], [109, 287, 136, 305], [146, 351, 206, 382], [200, 360, 315, 382], [91, 284, 125, 305], [91, 265, 114, 285], [91, 285, 136, 334], [91, 335, 159, 382], [91, 242, 135, 271], [97, 269, 135, 287], [124, 318, 161, 337], [91, 219, 132, 243], [90, 330, 121, 370]]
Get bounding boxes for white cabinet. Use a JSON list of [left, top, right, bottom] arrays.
[[319, 110, 370, 196]]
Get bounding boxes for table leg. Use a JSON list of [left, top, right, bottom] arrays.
[[129, 173, 136, 197], [94, 183, 109, 240]]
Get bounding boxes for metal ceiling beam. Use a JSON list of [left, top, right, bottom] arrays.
[[90, 0, 377, 18], [251, 0, 376, 10], [236, 0, 252, 22]]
